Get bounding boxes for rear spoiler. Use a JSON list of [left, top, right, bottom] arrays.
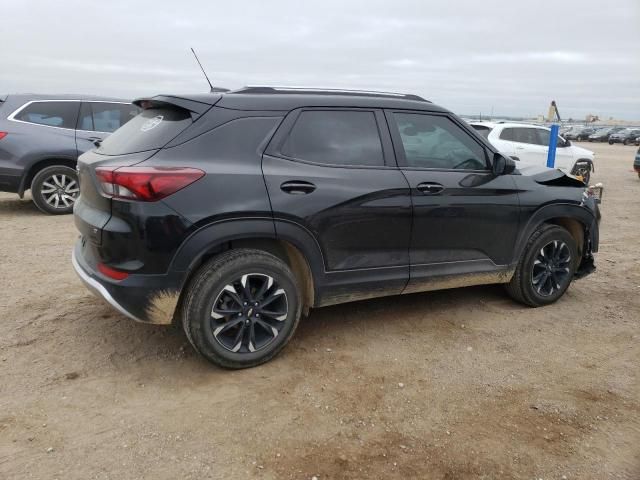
[[133, 94, 222, 121]]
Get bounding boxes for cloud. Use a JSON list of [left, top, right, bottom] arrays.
[[1, 0, 638, 120]]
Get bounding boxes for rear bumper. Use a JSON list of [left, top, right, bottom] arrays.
[[0, 173, 21, 193], [72, 239, 183, 325]]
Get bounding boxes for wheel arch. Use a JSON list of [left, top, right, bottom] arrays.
[[170, 218, 323, 321], [19, 157, 77, 197], [514, 204, 595, 264]]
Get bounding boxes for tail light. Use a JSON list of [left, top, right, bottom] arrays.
[[97, 262, 129, 281], [0, 132, 7, 140], [95, 166, 204, 201]]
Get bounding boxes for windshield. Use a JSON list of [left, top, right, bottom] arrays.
[[96, 107, 192, 155]]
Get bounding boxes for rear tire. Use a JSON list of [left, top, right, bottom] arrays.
[[31, 165, 79, 215], [505, 224, 578, 307], [182, 249, 302, 369]]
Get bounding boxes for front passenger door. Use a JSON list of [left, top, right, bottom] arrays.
[[386, 111, 520, 293]]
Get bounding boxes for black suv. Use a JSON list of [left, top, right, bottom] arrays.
[[72, 87, 601, 369]]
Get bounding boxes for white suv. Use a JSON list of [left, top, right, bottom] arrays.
[[470, 122, 595, 184]]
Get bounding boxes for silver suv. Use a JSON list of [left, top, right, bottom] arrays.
[[0, 94, 139, 214]]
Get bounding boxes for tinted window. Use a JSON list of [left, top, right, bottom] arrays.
[[78, 103, 94, 131], [14, 101, 79, 129], [78, 102, 140, 133], [471, 125, 492, 139], [281, 110, 384, 166], [96, 107, 192, 155], [536, 129, 550, 146], [511, 127, 539, 145], [535, 129, 568, 147], [394, 113, 486, 170], [499, 128, 515, 141]]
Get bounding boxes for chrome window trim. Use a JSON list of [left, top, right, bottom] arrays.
[[7, 99, 130, 132]]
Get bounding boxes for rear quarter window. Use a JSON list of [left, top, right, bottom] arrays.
[[471, 125, 492, 139], [96, 107, 192, 155], [13, 101, 79, 129]]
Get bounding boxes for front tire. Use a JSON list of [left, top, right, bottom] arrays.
[[505, 224, 578, 307], [31, 165, 79, 215], [182, 249, 302, 369]]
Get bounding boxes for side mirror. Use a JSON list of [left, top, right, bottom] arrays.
[[492, 153, 516, 175]]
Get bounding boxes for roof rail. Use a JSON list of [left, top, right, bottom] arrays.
[[231, 86, 429, 102]]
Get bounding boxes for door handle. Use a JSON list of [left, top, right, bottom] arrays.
[[88, 136, 103, 147], [280, 180, 316, 195], [416, 182, 444, 195]]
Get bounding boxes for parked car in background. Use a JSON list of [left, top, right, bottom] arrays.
[[588, 127, 625, 142], [635, 147, 640, 179], [608, 128, 640, 145], [470, 122, 595, 183], [72, 87, 601, 369], [0, 94, 140, 214], [564, 126, 596, 141]]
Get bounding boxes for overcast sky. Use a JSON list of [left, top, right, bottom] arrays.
[[2, 1, 639, 120]]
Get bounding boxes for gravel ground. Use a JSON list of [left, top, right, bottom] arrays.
[[1, 142, 639, 480]]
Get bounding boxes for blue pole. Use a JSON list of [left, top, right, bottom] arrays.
[[547, 124, 559, 168]]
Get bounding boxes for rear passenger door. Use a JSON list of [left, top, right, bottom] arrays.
[[508, 127, 547, 165], [75, 102, 140, 154], [386, 111, 520, 291], [262, 108, 412, 300]]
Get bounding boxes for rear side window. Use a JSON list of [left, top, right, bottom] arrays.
[[499, 128, 515, 141], [78, 102, 140, 133], [96, 107, 192, 155], [13, 101, 79, 129], [281, 110, 384, 167]]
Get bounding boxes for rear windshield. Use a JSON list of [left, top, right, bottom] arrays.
[[471, 125, 492, 139], [96, 107, 192, 155]]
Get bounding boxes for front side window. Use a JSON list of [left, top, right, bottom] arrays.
[[281, 110, 384, 167], [536, 129, 569, 148], [394, 113, 486, 170], [536, 129, 550, 146], [78, 102, 140, 133], [14, 101, 79, 129], [511, 127, 539, 145]]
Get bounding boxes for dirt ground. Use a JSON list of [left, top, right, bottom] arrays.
[[1, 142, 639, 480]]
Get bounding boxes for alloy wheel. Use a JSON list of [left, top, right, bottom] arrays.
[[531, 240, 572, 296], [210, 273, 288, 353], [41, 174, 79, 209]]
